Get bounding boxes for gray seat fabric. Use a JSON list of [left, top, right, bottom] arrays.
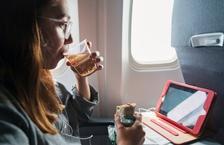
[[172, 0, 224, 143]]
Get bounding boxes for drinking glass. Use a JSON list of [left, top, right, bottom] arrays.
[[64, 40, 98, 77]]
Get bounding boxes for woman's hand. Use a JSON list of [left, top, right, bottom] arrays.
[[65, 40, 103, 100], [115, 113, 145, 145], [66, 41, 104, 78]]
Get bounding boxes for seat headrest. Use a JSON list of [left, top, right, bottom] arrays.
[[172, 0, 224, 47]]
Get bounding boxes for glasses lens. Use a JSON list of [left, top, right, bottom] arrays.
[[65, 22, 72, 39]]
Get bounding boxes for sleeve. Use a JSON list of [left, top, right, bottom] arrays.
[[55, 82, 99, 132], [0, 97, 31, 145], [71, 85, 99, 115], [0, 88, 78, 145], [55, 82, 99, 118], [0, 121, 29, 145]]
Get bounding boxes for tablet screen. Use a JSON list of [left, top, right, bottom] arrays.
[[159, 83, 207, 129]]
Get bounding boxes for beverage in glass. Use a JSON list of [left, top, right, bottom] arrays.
[[64, 40, 97, 77]]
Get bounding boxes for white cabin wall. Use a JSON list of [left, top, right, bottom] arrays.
[[78, 0, 98, 87], [78, 0, 123, 117], [121, 0, 184, 109], [78, 0, 184, 118]]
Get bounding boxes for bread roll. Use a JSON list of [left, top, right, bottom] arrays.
[[116, 103, 136, 117]]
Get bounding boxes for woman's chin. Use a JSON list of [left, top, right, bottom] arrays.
[[43, 55, 64, 70], [43, 61, 59, 70]]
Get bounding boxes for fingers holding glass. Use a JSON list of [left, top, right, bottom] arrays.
[[64, 40, 103, 77], [87, 41, 92, 48], [90, 51, 104, 71]]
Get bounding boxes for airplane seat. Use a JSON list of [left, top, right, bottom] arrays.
[[79, 117, 114, 145], [172, 0, 224, 143]]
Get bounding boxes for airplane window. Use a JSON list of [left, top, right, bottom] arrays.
[[131, 0, 176, 65]]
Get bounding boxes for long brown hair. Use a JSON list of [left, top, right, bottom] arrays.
[[0, 0, 63, 134]]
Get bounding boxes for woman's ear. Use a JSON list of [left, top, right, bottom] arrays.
[[39, 28, 48, 47]]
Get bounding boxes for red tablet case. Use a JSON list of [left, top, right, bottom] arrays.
[[142, 80, 216, 144]]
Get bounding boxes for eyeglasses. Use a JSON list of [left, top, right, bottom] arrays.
[[39, 16, 72, 39]]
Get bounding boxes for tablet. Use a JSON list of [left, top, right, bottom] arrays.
[[142, 80, 216, 144]]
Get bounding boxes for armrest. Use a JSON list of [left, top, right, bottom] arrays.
[[79, 117, 114, 136], [80, 117, 114, 127], [79, 117, 114, 145]]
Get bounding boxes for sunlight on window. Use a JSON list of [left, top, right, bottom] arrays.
[[131, 0, 176, 64]]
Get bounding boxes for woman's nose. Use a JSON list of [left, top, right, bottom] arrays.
[[64, 34, 73, 44]]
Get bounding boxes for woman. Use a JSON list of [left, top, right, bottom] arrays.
[[0, 0, 145, 145]]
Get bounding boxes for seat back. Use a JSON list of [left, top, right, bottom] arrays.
[[172, 0, 224, 139]]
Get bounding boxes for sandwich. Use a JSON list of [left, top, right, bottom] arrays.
[[116, 103, 136, 126]]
